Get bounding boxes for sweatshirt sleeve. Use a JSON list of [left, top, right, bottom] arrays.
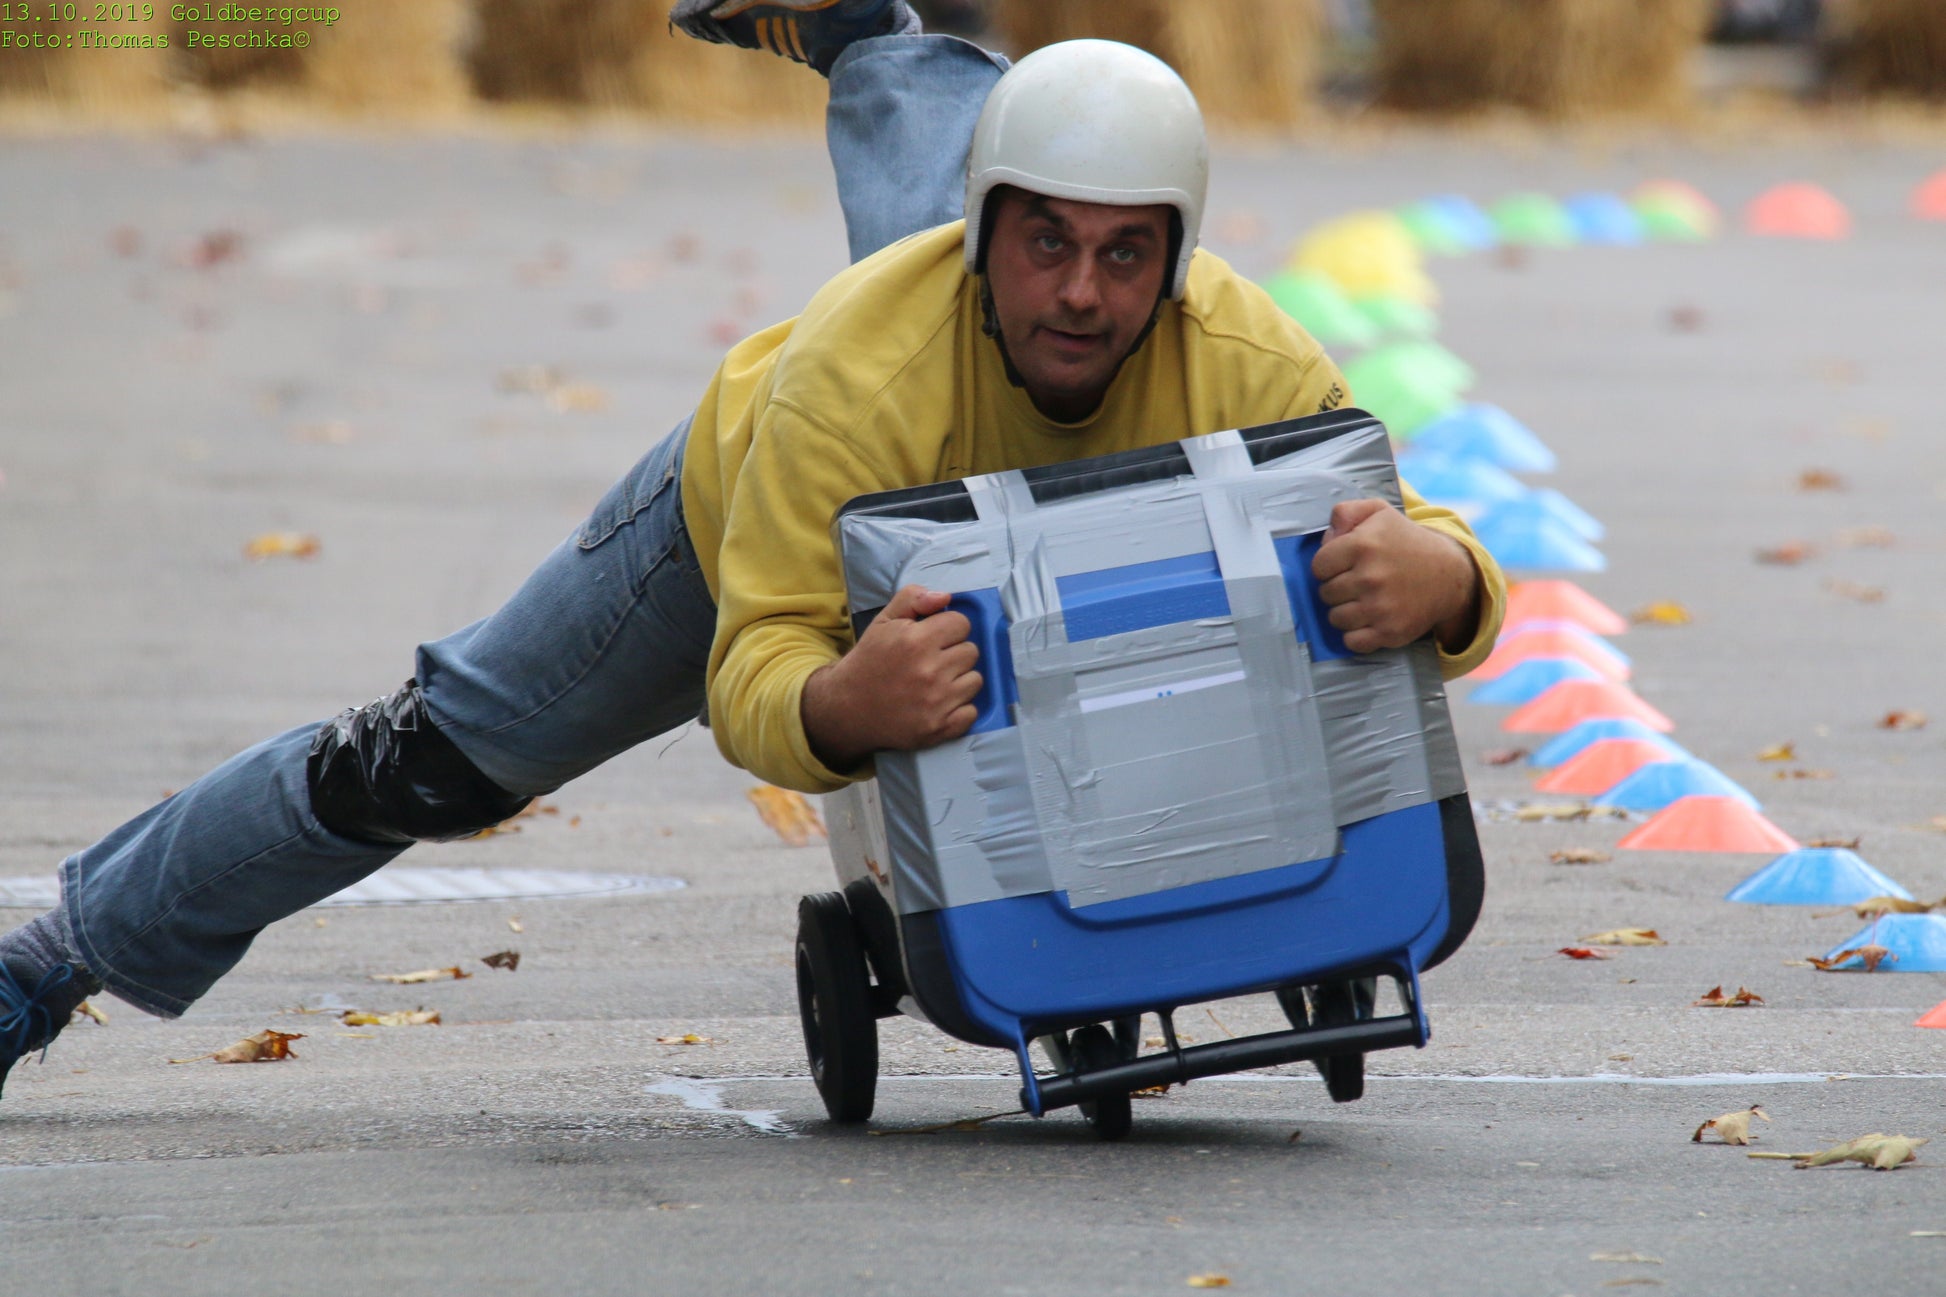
[[705, 398, 895, 794]]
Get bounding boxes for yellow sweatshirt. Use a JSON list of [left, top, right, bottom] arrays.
[[682, 223, 1505, 793]]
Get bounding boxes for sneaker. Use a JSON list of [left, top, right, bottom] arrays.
[[0, 962, 78, 1102], [668, 0, 915, 75]]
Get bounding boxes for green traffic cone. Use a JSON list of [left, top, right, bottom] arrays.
[[1352, 292, 1440, 339], [1342, 341, 1472, 439], [1394, 203, 1470, 258], [1261, 269, 1379, 349], [1490, 192, 1577, 248]]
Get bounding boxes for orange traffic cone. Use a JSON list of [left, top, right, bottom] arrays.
[[1502, 680, 1674, 734], [1913, 170, 1946, 222], [1534, 738, 1678, 795], [1745, 183, 1851, 240], [1503, 580, 1627, 636], [1618, 796, 1799, 853], [1916, 1001, 1946, 1029], [1475, 628, 1630, 683]]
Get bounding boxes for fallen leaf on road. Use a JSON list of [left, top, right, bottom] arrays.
[[1692, 985, 1764, 1007], [170, 1029, 305, 1064], [1602, 1280, 1664, 1289], [1820, 896, 1937, 920], [291, 420, 355, 444], [1692, 1105, 1769, 1145], [1479, 747, 1529, 766], [1755, 542, 1814, 565], [1756, 741, 1796, 762], [1774, 768, 1835, 780], [508, 916, 523, 933], [481, 950, 520, 972], [1591, 1252, 1664, 1264], [1796, 468, 1845, 491], [869, 1110, 1019, 1135], [1807, 944, 1896, 972], [178, 229, 244, 269], [72, 1001, 108, 1026], [1559, 947, 1611, 960], [243, 532, 320, 561], [1630, 601, 1692, 626], [1927, 816, 1946, 834], [1806, 835, 1861, 849], [1824, 579, 1886, 604], [656, 1033, 714, 1045], [370, 967, 471, 984], [1551, 848, 1611, 865], [341, 1010, 440, 1027], [1186, 1277, 1232, 1290], [1794, 1134, 1927, 1170], [1835, 526, 1896, 548], [1581, 928, 1665, 947], [545, 382, 610, 413], [748, 785, 827, 847], [1879, 710, 1928, 731]]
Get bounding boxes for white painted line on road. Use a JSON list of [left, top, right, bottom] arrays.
[[0, 868, 684, 910]]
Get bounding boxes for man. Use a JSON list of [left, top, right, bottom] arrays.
[[0, 1, 1503, 1098]]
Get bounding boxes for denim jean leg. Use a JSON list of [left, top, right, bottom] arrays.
[[826, 33, 1008, 263], [417, 418, 717, 797], [58, 420, 716, 1018]]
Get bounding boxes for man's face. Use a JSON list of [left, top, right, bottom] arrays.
[[982, 188, 1173, 422]]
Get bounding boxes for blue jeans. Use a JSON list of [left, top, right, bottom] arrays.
[[60, 34, 1008, 1019]]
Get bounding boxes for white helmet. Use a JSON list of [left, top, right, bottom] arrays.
[[964, 40, 1208, 301]]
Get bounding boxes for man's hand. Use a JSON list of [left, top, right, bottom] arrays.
[[801, 584, 983, 772], [1311, 498, 1481, 654]]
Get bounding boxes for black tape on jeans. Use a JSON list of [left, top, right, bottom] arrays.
[[307, 680, 530, 845]]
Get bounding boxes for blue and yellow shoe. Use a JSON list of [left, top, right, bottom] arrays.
[[669, 0, 918, 75], [0, 962, 78, 1102]]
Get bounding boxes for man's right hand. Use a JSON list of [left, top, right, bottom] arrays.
[[801, 584, 983, 773]]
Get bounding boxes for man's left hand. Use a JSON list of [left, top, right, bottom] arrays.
[[1311, 498, 1481, 654]]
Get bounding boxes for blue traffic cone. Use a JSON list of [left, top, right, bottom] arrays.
[[1819, 914, 1946, 972], [1726, 848, 1915, 906], [1409, 404, 1558, 474], [1527, 488, 1606, 542], [1596, 758, 1760, 811], [1395, 449, 1529, 509], [1467, 657, 1604, 705], [1565, 192, 1647, 245], [1472, 506, 1606, 572], [1529, 717, 1685, 768], [1420, 195, 1499, 250]]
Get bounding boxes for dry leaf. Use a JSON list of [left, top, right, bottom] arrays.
[[1692, 985, 1765, 1008], [656, 1033, 714, 1045], [1581, 929, 1666, 947], [242, 532, 320, 561], [1551, 848, 1612, 865], [341, 1009, 440, 1027], [869, 1110, 1019, 1136], [1796, 468, 1845, 491], [1134, 1084, 1174, 1099], [1774, 768, 1835, 780], [1755, 542, 1815, 566], [508, 917, 524, 934], [1879, 710, 1928, 731], [1794, 1134, 1927, 1170], [1630, 601, 1691, 626], [369, 966, 470, 984], [1807, 944, 1896, 973], [1479, 747, 1529, 766], [546, 382, 610, 413], [481, 950, 521, 972], [169, 1029, 305, 1064], [1824, 579, 1886, 604], [1591, 1252, 1665, 1264], [1559, 946, 1610, 960], [1186, 1278, 1232, 1290], [1836, 526, 1896, 548], [1515, 803, 1597, 822], [1665, 305, 1705, 332], [1692, 1105, 1769, 1145], [1928, 816, 1946, 834], [1806, 835, 1861, 849], [1837, 896, 1935, 919], [71, 1000, 108, 1026], [1756, 742, 1797, 762], [291, 420, 355, 445], [747, 785, 827, 847]]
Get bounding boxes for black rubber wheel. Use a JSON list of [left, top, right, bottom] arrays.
[[1307, 979, 1376, 1104], [795, 892, 878, 1123], [1070, 1024, 1133, 1141]]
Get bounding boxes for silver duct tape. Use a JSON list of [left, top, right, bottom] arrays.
[[832, 420, 1467, 916]]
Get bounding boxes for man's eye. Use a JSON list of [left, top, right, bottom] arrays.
[[1034, 234, 1064, 254], [1107, 247, 1138, 265]]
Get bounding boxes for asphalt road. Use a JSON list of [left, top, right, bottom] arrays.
[[2, 119, 1944, 1295]]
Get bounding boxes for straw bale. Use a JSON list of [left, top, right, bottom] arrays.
[[166, 1, 472, 114], [1372, 0, 1709, 118], [1824, 0, 1946, 100], [0, 11, 173, 112], [468, 0, 822, 122], [994, 0, 1322, 126]]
